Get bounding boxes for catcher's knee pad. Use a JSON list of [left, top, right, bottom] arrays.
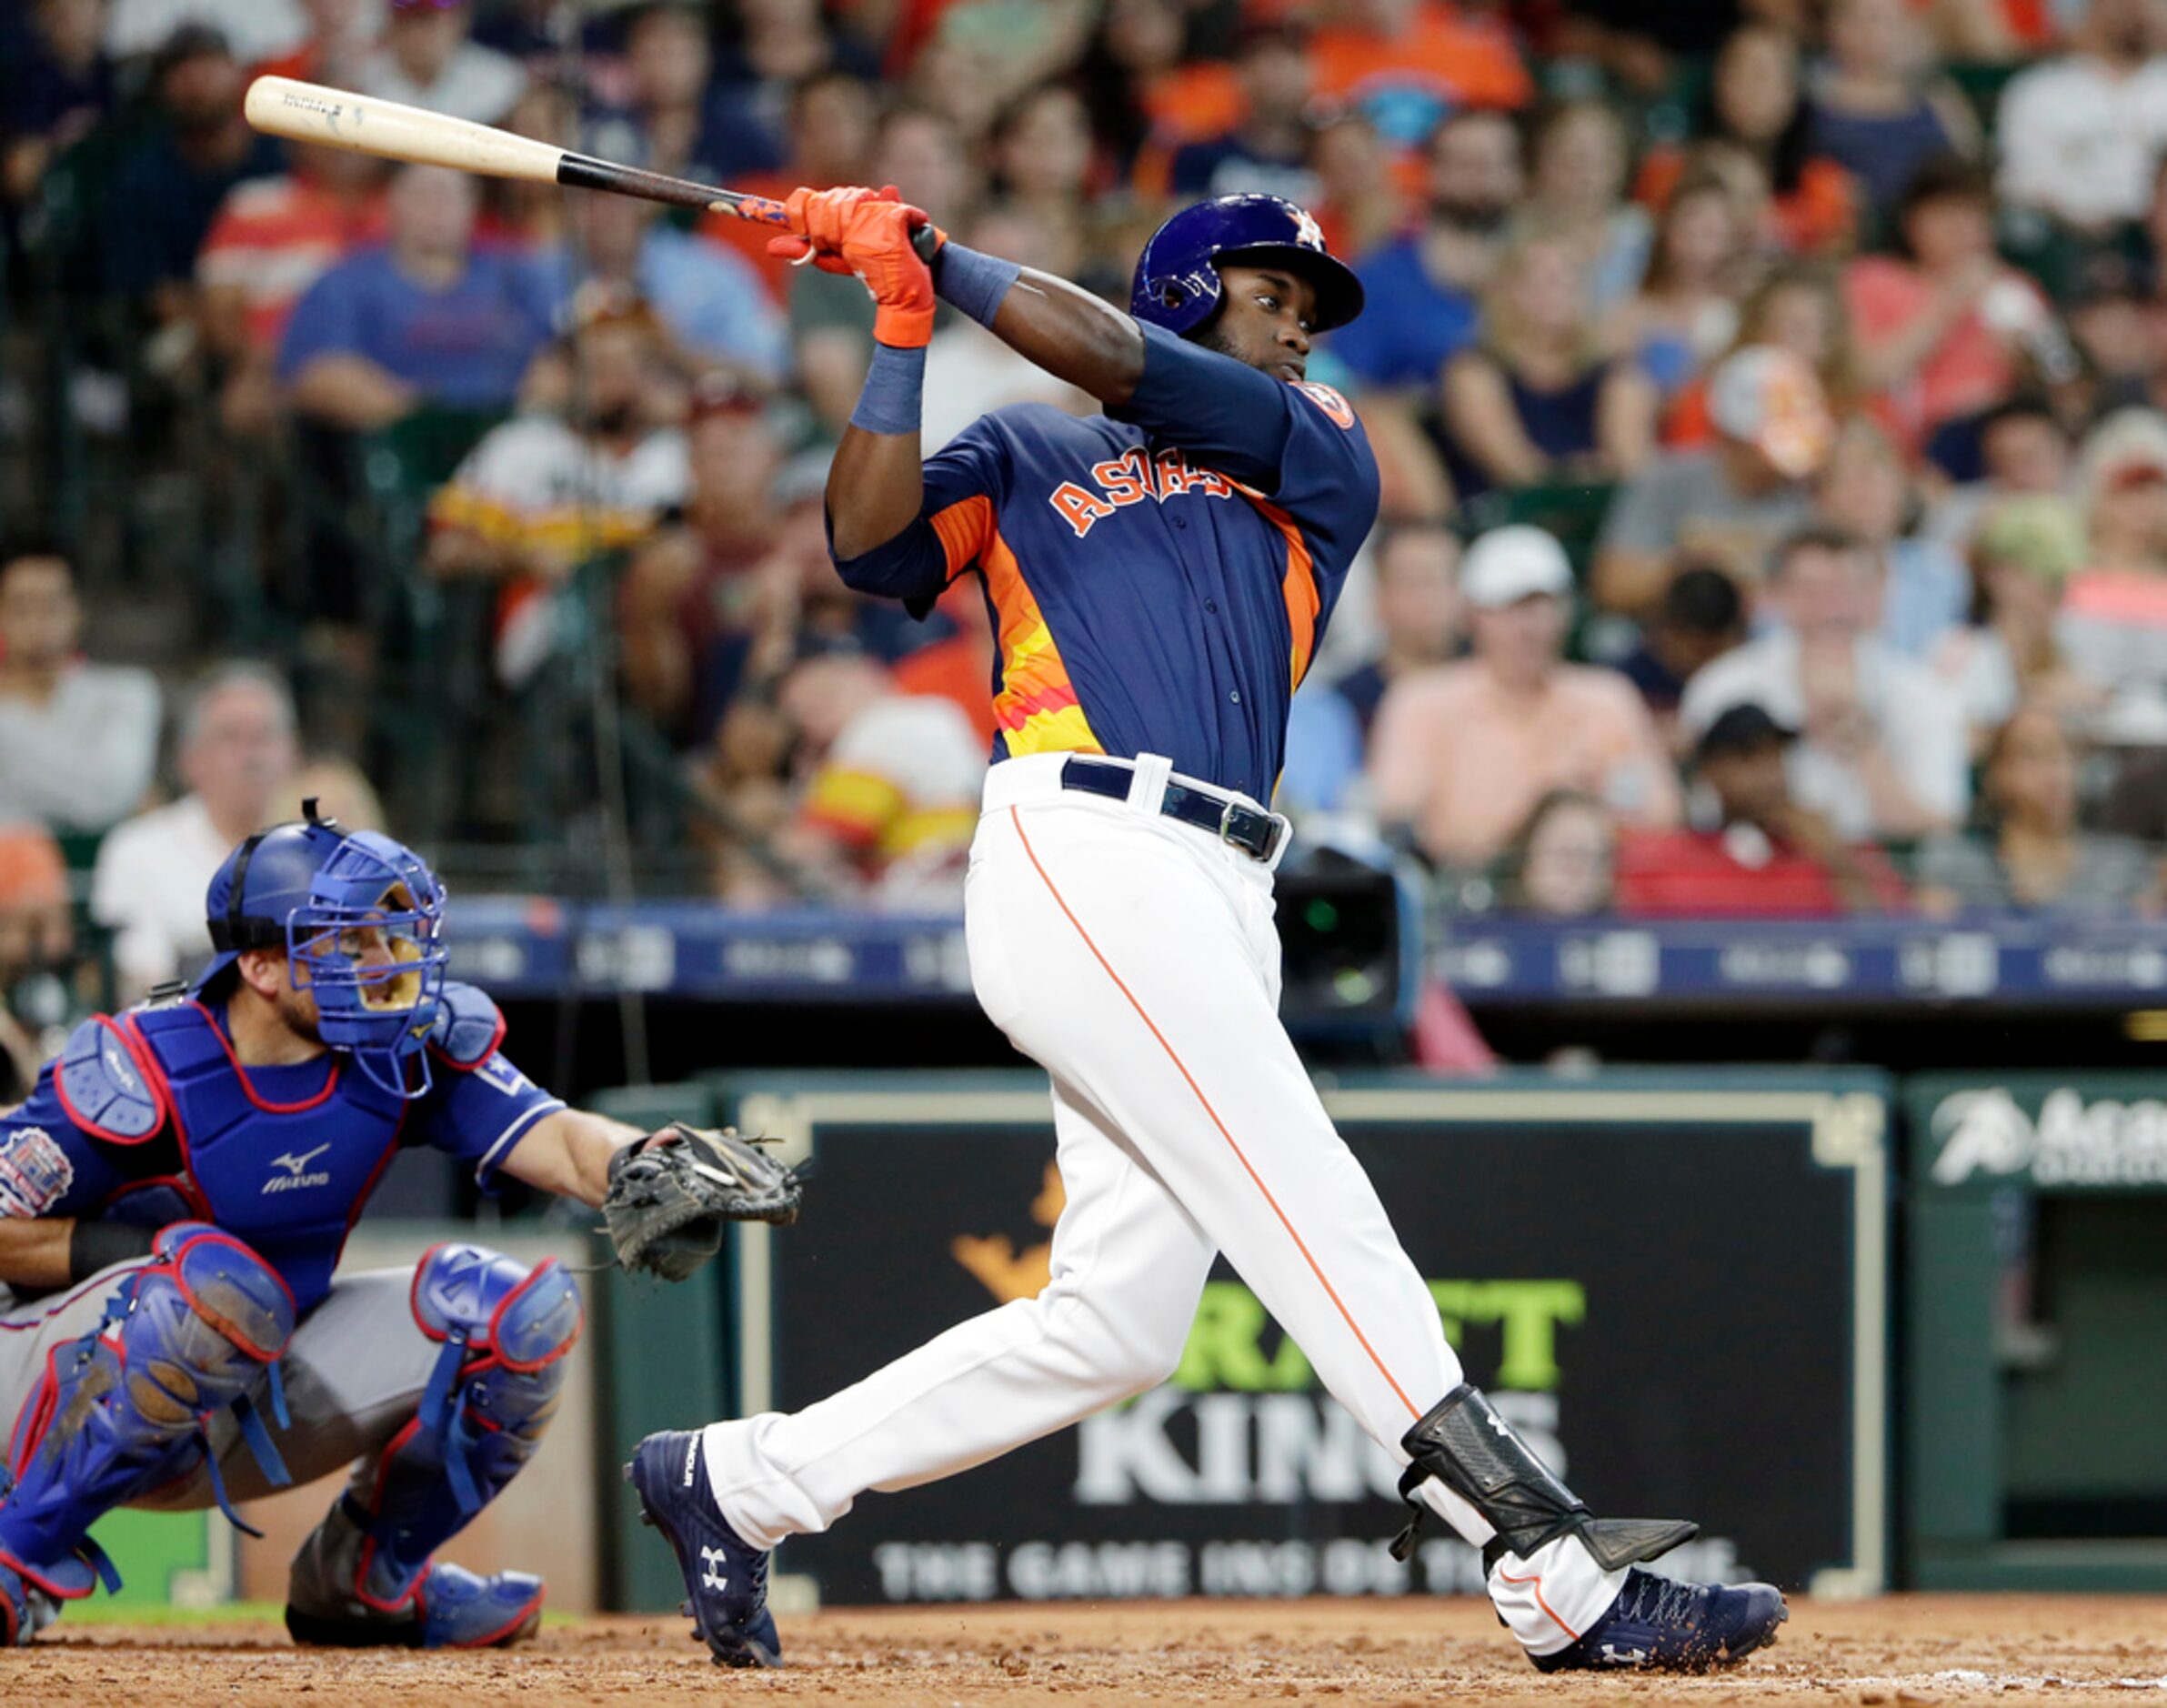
[[339, 1245, 580, 1609], [1387, 1382, 1697, 1571], [0, 1223, 295, 1603]]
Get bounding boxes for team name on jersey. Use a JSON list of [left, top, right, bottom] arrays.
[[1047, 447, 1238, 541]]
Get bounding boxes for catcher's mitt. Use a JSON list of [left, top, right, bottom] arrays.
[[602, 1122, 801, 1281]]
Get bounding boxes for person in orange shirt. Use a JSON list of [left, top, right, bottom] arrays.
[[1369, 526, 1682, 867], [1309, 0, 1533, 157]]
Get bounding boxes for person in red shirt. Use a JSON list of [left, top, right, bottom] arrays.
[[1617, 702, 1909, 915]]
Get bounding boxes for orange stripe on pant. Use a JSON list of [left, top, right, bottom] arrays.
[[1007, 804, 1420, 1421]]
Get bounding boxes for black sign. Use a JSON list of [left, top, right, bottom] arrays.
[[722, 1073, 1888, 1605]]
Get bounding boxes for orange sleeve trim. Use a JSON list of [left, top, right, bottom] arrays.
[[1241, 491, 1321, 690], [929, 494, 995, 582]]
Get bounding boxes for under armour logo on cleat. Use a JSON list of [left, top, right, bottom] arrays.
[[699, 1545, 728, 1593], [1600, 1644, 1649, 1664]]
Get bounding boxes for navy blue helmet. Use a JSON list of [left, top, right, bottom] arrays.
[[197, 799, 450, 1097], [1129, 193, 1364, 338]]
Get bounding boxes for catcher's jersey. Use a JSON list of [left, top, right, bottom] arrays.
[[835, 323, 1380, 802], [0, 985, 561, 1311]]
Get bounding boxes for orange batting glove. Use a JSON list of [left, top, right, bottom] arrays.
[[769, 191, 944, 347]]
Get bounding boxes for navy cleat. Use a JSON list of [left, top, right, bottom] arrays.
[[1531, 1567, 1788, 1673], [627, 1430, 779, 1668]]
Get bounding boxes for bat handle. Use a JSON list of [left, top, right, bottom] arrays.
[[728, 194, 943, 265]]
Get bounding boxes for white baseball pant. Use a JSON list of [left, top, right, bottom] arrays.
[[703, 751, 1622, 1654]]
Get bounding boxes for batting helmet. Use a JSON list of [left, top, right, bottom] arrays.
[[197, 799, 450, 1098], [1129, 193, 1364, 337]]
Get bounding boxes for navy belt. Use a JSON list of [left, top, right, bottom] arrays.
[[1059, 757, 1287, 863]]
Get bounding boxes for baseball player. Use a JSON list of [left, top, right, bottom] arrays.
[[628, 189, 1788, 1673], [0, 801, 796, 1647]]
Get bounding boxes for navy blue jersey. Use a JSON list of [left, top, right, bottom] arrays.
[[836, 323, 1380, 802], [0, 990, 561, 1311]]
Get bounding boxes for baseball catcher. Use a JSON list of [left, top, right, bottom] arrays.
[[0, 800, 798, 1647]]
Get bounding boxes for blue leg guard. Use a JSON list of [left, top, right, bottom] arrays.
[[0, 1224, 295, 1642], [286, 1243, 581, 1650]]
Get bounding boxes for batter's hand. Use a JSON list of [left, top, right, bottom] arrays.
[[769, 185, 945, 348]]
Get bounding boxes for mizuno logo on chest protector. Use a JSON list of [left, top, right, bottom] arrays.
[[263, 1143, 335, 1193]]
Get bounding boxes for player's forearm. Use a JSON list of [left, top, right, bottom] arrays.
[[500, 1108, 643, 1208], [0, 1217, 81, 1291], [934, 242, 1145, 407], [829, 406, 926, 560]]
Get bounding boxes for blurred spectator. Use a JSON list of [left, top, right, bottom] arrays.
[[0, 822, 74, 1097], [1617, 560, 1749, 733], [279, 163, 554, 429], [1495, 789, 1616, 916], [892, 580, 998, 746], [1078, 0, 1189, 184], [252, 0, 383, 89], [792, 100, 978, 437], [93, 25, 283, 314], [106, 0, 306, 63], [990, 84, 1108, 293], [921, 206, 1093, 451], [533, 191, 787, 384], [1637, 24, 1859, 259], [622, 376, 788, 743], [1333, 520, 1461, 736], [357, 0, 525, 126], [1523, 101, 1649, 315], [1307, 0, 1532, 154], [1612, 173, 1749, 400], [1922, 392, 2073, 551], [1438, 227, 1656, 497], [1309, 110, 1401, 265], [1814, 417, 1971, 657], [1804, 0, 1979, 225], [1370, 526, 1680, 867], [1931, 495, 2093, 739], [1, 0, 117, 209], [197, 144, 389, 437], [1618, 703, 1909, 916], [607, 2, 776, 188], [1331, 109, 1521, 397], [1168, 22, 1319, 206], [1996, 0, 2167, 236], [772, 647, 987, 906], [1916, 701, 2159, 913], [198, 145, 390, 357], [428, 302, 690, 686], [699, 67, 876, 302], [2056, 408, 2167, 706], [1682, 524, 1970, 839], [0, 546, 160, 839], [1664, 265, 1861, 449], [1596, 345, 1830, 613], [92, 663, 300, 999], [708, 0, 881, 176], [1847, 155, 2062, 457], [1551, 0, 1741, 99]]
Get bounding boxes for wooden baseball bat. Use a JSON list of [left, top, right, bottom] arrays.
[[242, 75, 938, 259]]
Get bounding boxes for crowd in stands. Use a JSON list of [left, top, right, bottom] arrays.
[[10, 0, 2167, 1005]]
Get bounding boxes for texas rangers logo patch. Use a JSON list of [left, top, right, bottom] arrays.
[[1293, 382, 1356, 430], [0, 1127, 74, 1218]]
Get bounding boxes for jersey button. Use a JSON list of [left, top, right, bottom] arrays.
[[1174, 516, 1189, 530], [1229, 690, 1241, 704], [1206, 598, 1219, 614]]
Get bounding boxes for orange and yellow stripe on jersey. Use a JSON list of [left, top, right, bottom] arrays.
[[928, 493, 1105, 762]]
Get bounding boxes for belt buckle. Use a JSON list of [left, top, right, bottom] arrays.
[[1216, 797, 1242, 850]]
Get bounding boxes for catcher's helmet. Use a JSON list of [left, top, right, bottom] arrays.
[[197, 799, 450, 1098], [1129, 193, 1364, 337]]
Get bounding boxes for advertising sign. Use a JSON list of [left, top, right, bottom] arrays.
[[723, 1073, 1888, 1606]]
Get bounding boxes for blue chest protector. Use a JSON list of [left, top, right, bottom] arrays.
[[55, 983, 507, 1314]]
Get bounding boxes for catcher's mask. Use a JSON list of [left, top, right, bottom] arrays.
[[198, 799, 450, 1098]]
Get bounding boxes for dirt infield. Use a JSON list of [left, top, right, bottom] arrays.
[[10, 1594, 2163, 1706]]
